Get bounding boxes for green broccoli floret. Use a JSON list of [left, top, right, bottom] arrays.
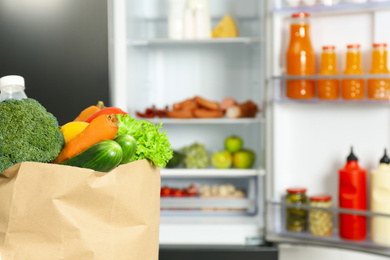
[[0, 98, 65, 173]]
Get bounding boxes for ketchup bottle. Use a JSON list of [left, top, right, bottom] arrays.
[[339, 147, 367, 241]]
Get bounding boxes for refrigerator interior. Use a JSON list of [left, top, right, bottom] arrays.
[[109, 0, 267, 246], [267, 0, 390, 256]]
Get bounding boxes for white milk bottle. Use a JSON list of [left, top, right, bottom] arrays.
[[0, 75, 28, 101]]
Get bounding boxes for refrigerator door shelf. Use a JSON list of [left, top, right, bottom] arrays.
[[267, 198, 390, 255], [272, 0, 390, 14], [271, 76, 390, 103]]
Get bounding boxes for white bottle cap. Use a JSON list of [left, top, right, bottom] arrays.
[[0, 75, 25, 90]]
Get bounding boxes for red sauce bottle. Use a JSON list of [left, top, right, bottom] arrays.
[[339, 147, 367, 240]]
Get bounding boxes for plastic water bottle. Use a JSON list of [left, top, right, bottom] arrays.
[[0, 75, 28, 101]]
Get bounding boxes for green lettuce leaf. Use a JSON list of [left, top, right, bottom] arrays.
[[116, 115, 173, 168]]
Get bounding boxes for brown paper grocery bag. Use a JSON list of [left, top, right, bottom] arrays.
[[0, 159, 160, 260]]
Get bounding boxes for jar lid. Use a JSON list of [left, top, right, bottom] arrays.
[[0, 75, 25, 90], [347, 44, 361, 49], [291, 12, 310, 18], [286, 187, 307, 194], [310, 194, 332, 202], [323, 45, 336, 50], [373, 43, 387, 48]]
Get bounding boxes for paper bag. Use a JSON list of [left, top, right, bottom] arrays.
[[0, 159, 160, 260]]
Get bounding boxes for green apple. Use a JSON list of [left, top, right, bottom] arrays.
[[233, 149, 255, 169], [211, 150, 233, 169], [224, 135, 243, 153]]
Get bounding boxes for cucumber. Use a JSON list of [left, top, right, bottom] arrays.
[[114, 134, 137, 164], [61, 140, 123, 172]]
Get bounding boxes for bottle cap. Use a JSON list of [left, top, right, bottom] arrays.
[[286, 187, 307, 194], [323, 45, 336, 50], [292, 12, 310, 18], [347, 44, 361, 49], [380, 149, 390, 164], [373, 43, 387, 48], [347, 147, 358, 162], [310, 194, 332, 202], [0, 75, 25, 90]]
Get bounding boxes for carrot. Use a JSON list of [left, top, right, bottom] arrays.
[[74, 101, 105, 122], [53, 114, 119, 164]]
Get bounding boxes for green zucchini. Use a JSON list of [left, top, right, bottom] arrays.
[[114, 134, 137, 164], [61, 140, 123, 172]]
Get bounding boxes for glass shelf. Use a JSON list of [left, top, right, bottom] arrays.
[[272, 0, 390, 15], [161, 168, 265, 178], [144, 116, 265, 125], [128, 37, 263, 46], [267, 198, 390, 251]]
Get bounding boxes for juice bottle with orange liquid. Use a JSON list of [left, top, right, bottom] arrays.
[[341, 44, 364, 100], [318, 45, 339, 100], [368, 43, 390, 100], [286, 12, 315, 99]]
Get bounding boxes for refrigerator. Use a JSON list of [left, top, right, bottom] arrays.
[[108, 0, 390, 259]]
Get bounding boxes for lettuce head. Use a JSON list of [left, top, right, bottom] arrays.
[[116, 115, 173, 168]]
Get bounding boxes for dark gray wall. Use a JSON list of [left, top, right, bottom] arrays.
[[0, 0, 109, 125]]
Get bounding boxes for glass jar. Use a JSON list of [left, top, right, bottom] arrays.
[[286, 187, 308, 232], [309, 194, 333, 237]]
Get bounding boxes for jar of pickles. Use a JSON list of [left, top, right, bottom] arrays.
[[286, 187, 308, 232], [309, 194, 333, 237]]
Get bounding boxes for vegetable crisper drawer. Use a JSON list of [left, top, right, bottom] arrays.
[[160, 175, 261, 216]]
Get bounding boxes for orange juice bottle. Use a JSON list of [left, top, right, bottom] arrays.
[[318, 45, 339, 100], [286, 12, 315, 99], [342, 44, 364, 100], [368, 43, 390, 100]]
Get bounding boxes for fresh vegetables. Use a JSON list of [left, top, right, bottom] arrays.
[[74, 101, 105, 121], [114, 134, 137, 164], [0, 98, 65, 173], [180, 143, 209, 169], [61, 140, 123, 172], [60, 121, 89, 143], [53, 114, 119, 164], [116, 114, 173, 168], [84, 107, 127, 123]]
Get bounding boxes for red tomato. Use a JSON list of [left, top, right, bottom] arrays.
[[172, 189, 185, 197], [161, 186, 172, 197], [187, 184, 198, 197], [84, 107, 127, 123]]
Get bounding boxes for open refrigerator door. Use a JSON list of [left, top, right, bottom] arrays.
[[266, 0, 390, 257]]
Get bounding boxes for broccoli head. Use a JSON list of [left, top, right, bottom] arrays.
[[0, 98, 65, 173]]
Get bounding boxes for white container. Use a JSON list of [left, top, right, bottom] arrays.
[[168, 0, 187, 39], [0, 75, 28, 101], [371, 149, 390, 246]]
